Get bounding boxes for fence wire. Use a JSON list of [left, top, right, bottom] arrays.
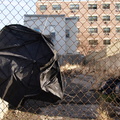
[[0, 0, 120, 120]]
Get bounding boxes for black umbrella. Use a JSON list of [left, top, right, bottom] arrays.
[[0, 24, 64, 107]]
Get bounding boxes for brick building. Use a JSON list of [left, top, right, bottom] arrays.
[[36, 0, 120, 55]]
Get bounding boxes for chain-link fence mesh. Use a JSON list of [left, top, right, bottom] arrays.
[[0, 0, 120, 120]]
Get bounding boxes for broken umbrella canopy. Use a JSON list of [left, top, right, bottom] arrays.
[[0, 24, 64, 107]]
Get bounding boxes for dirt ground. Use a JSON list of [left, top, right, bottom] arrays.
[[2, 73, 120, 120], [3, 73, 99, 120]]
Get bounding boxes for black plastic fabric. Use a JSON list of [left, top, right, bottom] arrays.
[[99, 77, 120, 95], [0, 24, 63, 107]]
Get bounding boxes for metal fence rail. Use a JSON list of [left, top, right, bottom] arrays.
[[0, 0, 120, 120]]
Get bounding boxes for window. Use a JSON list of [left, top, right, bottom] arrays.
[[77, 27, 80, 33], [103, 15, 110, 21], [70, 4, 79, 10], [116, 15, 120, 21], [88, 4, 97, 9], [34, 28, 40, 32], [66, 29, 70, 38], [115, 38, 120, 41], [88, 16, 97, 21], [70, 15, 80, 21], [103, 39, 111, 45], [103, 27, 110, 33], [49, 26, 56, 43], [116, 27, 120, 33], [50, 32, 55, 43], [76, 16, 80, 21], [40, 5, 47, 11], [115, 3, 120, 10], [52, 4, 61, 10], [88, 28, 98, 33], [89, 40, 98, 45], [102, 4, 110, 9]]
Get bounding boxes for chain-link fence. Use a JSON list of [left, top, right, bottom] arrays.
[[0, 0, 120, 120]]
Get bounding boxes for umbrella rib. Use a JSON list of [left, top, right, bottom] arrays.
[[0, 39, 39, 51], [0, 52, 32, 61], [7, 25, 40, 35], [36, 52, 53, 62], [0, 67, 8, 78], [34, 41, 41, 62], [23, 44, 34, 60], [0, 77, 11, 88]]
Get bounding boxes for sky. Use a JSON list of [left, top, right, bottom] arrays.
[[0, 0, 37, 29], [0, 0, 92, 29]]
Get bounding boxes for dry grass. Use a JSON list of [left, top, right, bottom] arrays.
[[3, 63, 119, 120], [96, 107, 114, 120], [60, 63, 120, 89], [60, 63, 120, 120], [61, 63, 120, 91], [60, 63, 94, 76]]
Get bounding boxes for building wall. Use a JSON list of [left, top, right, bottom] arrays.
[[36, 0, 120, 55], [65, 17, 78, 54], [24, 15, 78, 55], [24, 15, 66, 55]]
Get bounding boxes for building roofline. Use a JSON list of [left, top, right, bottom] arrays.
[[65, 17, 78, 20], [37, 0, 101, 3], [24, 14, 78, 20], [24, 14, 65, 17]]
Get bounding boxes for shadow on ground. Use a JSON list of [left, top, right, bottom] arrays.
[[3, 74, 101, 120]]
